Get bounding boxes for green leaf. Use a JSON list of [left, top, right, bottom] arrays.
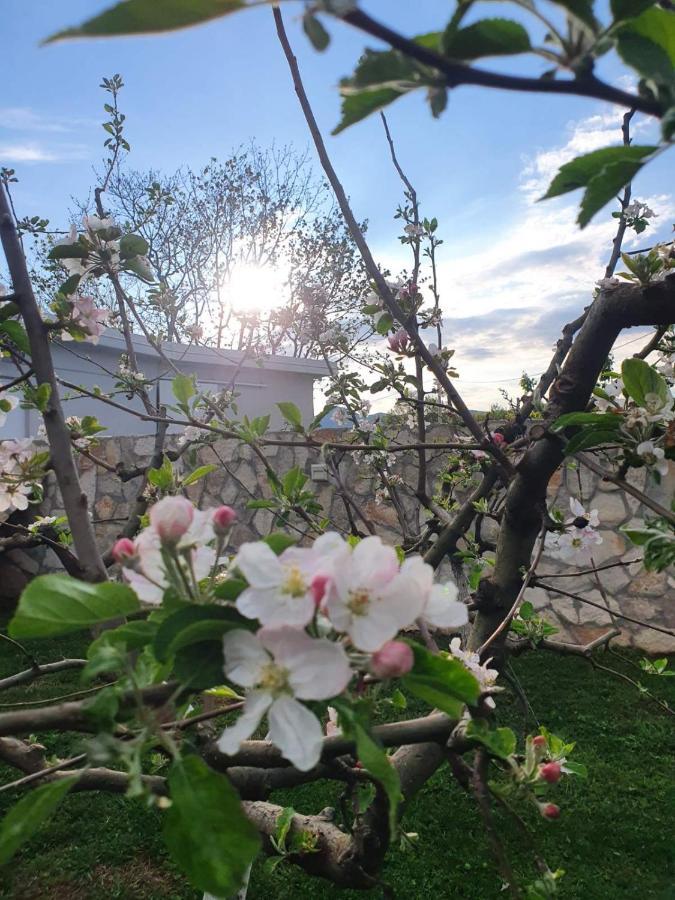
[[334, 87, 405, 135], [48, 243, 87, 260], [611, 0, 656, 23], [402, 642, 480, 717], [563, 760, 588, 778], [45, 0, 246, 43], [119, 233, 149, 259], [0, 320, 30, 353], [564, 428, 622, 455], [442, 18, 531, 60], [263, 532, 298, 555], [88, 619, 157, 657], [0, 777, 78, 866], [549, 0, 598, 30], [9, 575, 140, 639], [303, 11, 330, 51], [58, 273, 81, 296], [615, 31, 675, 86], [621, 357, 670, 407], [213, 577, 247, 601], [172, 373, 196, 406], [541, 145, 656, 200], [154, 604, 253, 663], [147, 455, 174, 490], [181, 464, 217, 486], [579, 156, 650, 227], [376, 312, 394, 335], [163, 756, 260, 896], [519, 600, 535, 620], [466, 719, 517, 760], [552, 411, 622, 431], [173, 641, 228, 689], [618, 6, 675, 66], [277, 401, 304, 433]]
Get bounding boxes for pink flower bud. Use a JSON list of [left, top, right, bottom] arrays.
[[539, 761, 562, 784], [492, 432, 506, 446], [532, 735, 547, 748], [541, 802, 560, 820], [387, 328, 410, 354], [310, 573, 331, 606], [149, 495, 194, 545], [212, 505, 236, 533], [371, 641, 414, 678], [112, 537, 136, 565]]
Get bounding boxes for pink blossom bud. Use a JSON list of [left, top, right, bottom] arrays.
[[112, 537, 136, 565], [212, 505, 236, 533], [539, 762, 562, 784], [149, 495, 194, 544], [532, 735, 547, 748], [541, 802, 560, 820], [387, 328, 410, 354], [371, 641, 414, 678], [310, 573, 331, 606], [492, 432, 506, 446]]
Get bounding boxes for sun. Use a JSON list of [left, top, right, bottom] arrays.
[[225, 262, 290, 315]]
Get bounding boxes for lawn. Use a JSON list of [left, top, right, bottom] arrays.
[[0, 632, 673, 900]]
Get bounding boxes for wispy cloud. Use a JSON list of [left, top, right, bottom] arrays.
[[0, 141, 89, 163], [373, 108, 672, 409]]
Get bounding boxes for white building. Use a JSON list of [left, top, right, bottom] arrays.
[[0, 329, 329, 438]]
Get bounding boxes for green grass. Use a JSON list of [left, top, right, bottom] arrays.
[[1, 633, 674, 899]]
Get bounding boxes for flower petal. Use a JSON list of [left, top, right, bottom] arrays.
[[236, 587, 315, 628], [217, 690, 272, 756], [234, 542, 283, 590], [267, 695, 324, 771], [223, 629, 269, 687], [258, 628, 352, 700], [424, 583, 468, 629]]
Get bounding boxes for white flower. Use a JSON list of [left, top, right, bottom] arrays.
[[423, 583, 468, 630], [595, 378, 623, 411], [325, 536, 428, 651], [83, 214, 116, 233], [404, 223, 424, 238], [553, 527, 603, 565], [656, 356, 674, 379], [0, 480, 32, 513], [218, 626, 351, 771], [636, 440, 669, 477], [642, 392, 674, 423], [177, 425, 204, 448], [567, 497, 600, 529], [449, 638, 498, 708], [122, 508, 216, 605], [27, 515, 58, 533], [0, 395, 19, 428], [71, 296, 108, 344], [234, 533, 345, 629]]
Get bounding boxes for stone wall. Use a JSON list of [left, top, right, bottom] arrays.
[[2, 429, 673, 652]]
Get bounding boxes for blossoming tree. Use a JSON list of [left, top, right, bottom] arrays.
[[0, 2, 674, 898]]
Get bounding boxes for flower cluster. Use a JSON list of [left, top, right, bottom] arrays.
[[549, 498, 602, 565], [0, 438, 40, 514]]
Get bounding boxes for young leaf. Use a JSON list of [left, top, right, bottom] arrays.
[[402, 642, 480, 717], [153, 604, 253, 663], [171, 373, 196, 406], [263, 532, 298, 555], [119, 233, 149, 259], [162, 756, 260, 896], [45, 0, 246, 43], [466, 719, 517, 760], [0, 777, 78, 866], [9, 575, 140, 639], [541, 145, 656, 200], [618, 6, 675, 66], [564, 428, 622, 455], [182, 464, 217, 486], [551, 411, 622, 431], [578, 157, 647, 227], [334, 87, 405, 135], [621, 357, 670, 407], [442, 18, 531, 60], [303, 11, 330, 51], [611, 0, 656, 23], [277, 401, 304, 433], [0, 320, 30, 353]]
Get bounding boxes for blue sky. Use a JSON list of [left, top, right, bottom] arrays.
[[2, 1, 673, 406]]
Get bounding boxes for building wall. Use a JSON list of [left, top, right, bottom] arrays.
[[3, 427, 673, 653], [0, 330, 329, 437]]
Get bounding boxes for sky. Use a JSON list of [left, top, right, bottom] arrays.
[[2, 1, 673, 409]]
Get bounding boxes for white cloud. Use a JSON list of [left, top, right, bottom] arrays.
[[0, 107, 70, 133], [0, 141, 89, 163], [371, 109, 672, 410]]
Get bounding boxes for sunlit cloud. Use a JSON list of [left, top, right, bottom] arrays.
[[0, 141, 89, 163]]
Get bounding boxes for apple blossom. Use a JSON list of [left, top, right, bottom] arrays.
[[234, 532, 345, 628], [218, 626, 351, 771], [83, 214, 116, 232], [595, 378, 623, 411], [532, 735, 547, 749], [636, 440, 669, 477], [404, 223, 424, 237], [121, 507, 217, 604], [324, 536, 429, 652], [553, 527, 603, 565], [112, 537, 137, 565], [149, 495, 195, 545], [371, 641, 414, 678], [448, 637, 499, 708], [540, 803, 561, 820], [387, 328, 410, 354], [71, 295, 109, 344], [567, 497, 600, 529], [539, 761, 562, 784], [212, 505, 236, 533]]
